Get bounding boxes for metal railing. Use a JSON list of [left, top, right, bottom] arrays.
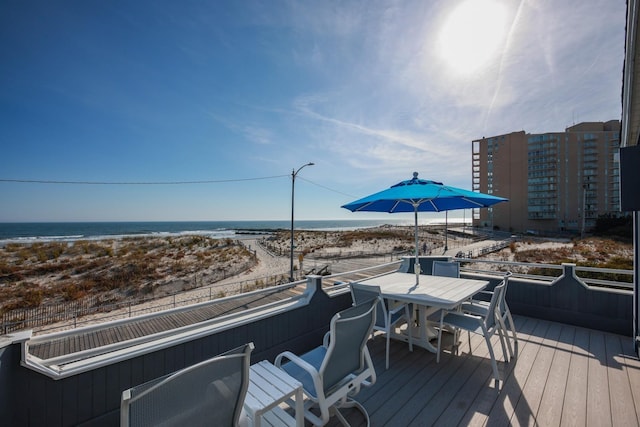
[[456, 257, 634, 291]]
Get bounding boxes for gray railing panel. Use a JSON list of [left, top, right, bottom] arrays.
[[498, 265, 633, 336]]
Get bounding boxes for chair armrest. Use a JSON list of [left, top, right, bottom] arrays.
[[388, 302, 410, 316], [472, 290, 493, 303], [275, 351, 317, 375], [322, 331, 331, 347]]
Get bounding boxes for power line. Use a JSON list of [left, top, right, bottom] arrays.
[[0, 174, 359, 200], [298, 176, 357, 199], [0, 175, 289, 185]]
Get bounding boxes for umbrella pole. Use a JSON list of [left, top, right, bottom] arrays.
[[414, 207, 420, 284]]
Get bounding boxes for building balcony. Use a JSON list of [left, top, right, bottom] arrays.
[[0, 258, 636, 426]]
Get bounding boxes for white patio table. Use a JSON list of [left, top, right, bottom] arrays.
[[355, 272, 489, 352]]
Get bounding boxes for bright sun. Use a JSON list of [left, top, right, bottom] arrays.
[[437, 0, 507, 75]]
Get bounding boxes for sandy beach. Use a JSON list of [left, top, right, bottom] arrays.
[[0, 226, 633, 334]]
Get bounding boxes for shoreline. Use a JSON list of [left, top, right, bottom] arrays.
[[0, 219, 471, 247]]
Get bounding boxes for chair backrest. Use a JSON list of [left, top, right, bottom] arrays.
[[432, 260, 460, 278], [121, 342, 254, 427], [497, 272, 513, 315], [484, 282, 506, 330], [320, 298, 377, 393], [350, 283, 386, 328]]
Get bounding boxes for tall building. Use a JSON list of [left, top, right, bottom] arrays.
[[472, 120, 621, 234]]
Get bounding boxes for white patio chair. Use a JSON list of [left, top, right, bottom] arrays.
[[121, 342, 254, 427], [350, 282, 413, 369], [275, 298, 377, 426], [436, 282, 509, 388], [431, 260, 460, 278], [461, 272, 517, 360]]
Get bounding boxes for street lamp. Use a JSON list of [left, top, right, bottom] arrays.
[[290, 162, 314, 282]]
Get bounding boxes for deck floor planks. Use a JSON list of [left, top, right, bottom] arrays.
[[587, 329, 612, 427], [369, 342, 461, 425], [476, 317, 550, 427], [391, 331, 499, 426], [561, 326, 590, 427], [536, 323, 575, 426], [326, 316, 639, 427], [455, 317, 538, 427], [605, 332, 638, 427], [367, 350, 440, 425], [511, 320, 563, 426], [621, 339, 640, 425], [420, 328, 499, 426], [359, 340, 438, 425]]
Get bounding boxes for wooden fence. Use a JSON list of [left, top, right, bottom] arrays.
[[1, 271, 290, 334]]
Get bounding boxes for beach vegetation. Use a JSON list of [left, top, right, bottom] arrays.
[[0, 235, 256, 315], [510, 237, 633, 283], [61, 282, 90, 301], [0, 260, 18, 276], [4, 243, 23, 252], [21, 288, 44, 308], [2, 284, 47, 310]]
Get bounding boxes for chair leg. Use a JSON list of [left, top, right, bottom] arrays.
[[334, 397, 370, 427], [437, 311, 444, 363], [497, 316, 513, 361], [497, 324, 509, 363], [506, 307, 518, 356], [385, 331, 390, 370], [483, 331, 501, 388]]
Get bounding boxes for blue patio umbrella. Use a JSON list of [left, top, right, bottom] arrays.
[[341, 172, 508, 283]]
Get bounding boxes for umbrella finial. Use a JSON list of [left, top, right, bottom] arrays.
[[413, 171, 419, 180]]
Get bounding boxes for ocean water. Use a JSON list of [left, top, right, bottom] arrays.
[[0, 219, 422, 244]]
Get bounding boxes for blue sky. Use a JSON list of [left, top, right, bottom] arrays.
[[0, 0, 625, 222]]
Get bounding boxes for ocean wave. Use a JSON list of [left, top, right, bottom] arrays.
[[0, 229, 240, 246]]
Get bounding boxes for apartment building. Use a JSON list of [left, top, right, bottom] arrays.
[[472, 120, 621, 234]]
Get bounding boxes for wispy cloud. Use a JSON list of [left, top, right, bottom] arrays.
[[208, 112, 273, 145]]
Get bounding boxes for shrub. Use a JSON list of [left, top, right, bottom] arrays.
[[22, 289, 44, 308], [62, 283, 88, 301]]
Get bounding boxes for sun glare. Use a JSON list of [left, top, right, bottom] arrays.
[[437, 0, 507, 76]]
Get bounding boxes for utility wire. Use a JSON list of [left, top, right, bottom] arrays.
[[0, 175, 289, 185], [0, 174, 358, 200], [297, 176, 358, 199]]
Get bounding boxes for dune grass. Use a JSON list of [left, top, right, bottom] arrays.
[[0, 236, 255, 312]]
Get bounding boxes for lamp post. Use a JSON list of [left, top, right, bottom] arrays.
[[290, 162, 314, 282]]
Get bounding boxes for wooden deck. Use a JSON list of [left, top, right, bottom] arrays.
[[322, 315, 640, 426], [27, 259, 398, 360], [28, 287, 303, 360]]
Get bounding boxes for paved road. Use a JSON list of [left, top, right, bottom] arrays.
[[214, 239, 290, 286]]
